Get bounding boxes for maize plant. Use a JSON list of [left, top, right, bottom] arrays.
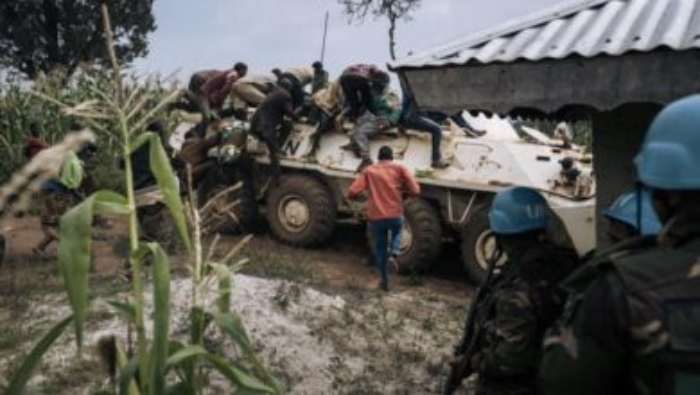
[[0, 58, 180, 192], [4, 2, 280, 394]]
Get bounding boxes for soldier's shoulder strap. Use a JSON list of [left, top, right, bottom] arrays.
[[597, 235, 658, 262], [561, 236, 657, 294]]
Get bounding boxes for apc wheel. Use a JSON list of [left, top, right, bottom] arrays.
[[397, 198, 442, 274], [266, 175, 336, 247], [461, 209, 507, 284]]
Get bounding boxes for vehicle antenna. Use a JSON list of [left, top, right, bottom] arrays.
[[320, 10, 330, 63]]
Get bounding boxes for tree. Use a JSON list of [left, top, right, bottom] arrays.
[[0, 0, 156, 79], [339, 0, 421, 60]]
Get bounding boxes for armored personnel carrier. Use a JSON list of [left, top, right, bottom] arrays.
[[168, 112, 596, 282]]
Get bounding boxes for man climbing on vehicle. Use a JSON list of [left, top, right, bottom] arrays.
[[273, 62, 328, 109], [540, 95, 700, 395], [347, 145, 421, 291], [306, 77, 345, 159], [446, 186, 578, 394], [398, 78, 450, 169], [230, 73, 277, 112], [311, 61, 329, 94], [339, 63, 389, 119], [185, 62, 248, 121], [249, 79, 298, 179], [343, 72, 401, 172]]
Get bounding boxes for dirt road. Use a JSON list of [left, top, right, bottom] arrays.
[[0, 217, 473, 394]]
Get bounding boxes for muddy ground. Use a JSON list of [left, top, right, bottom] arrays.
[[0, 217, 473, 394]]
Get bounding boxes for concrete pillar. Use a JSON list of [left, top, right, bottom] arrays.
[[592, 103, 661, 247]]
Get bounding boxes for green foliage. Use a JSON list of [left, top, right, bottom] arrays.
[[0, 68, 179, 190], [0, 0, 156, 79], [58, 191, 129, 349], [143, 243, 171, 395], [4, 6, 279, 394], [166, 346, 275, 394], [5, 315, 74, 395], [131, 132, 191, 251]]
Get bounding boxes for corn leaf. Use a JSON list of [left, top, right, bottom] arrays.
[[165, 341, 196, 395], [5, 315, 73, 395], [130, 132, 191, 251], [166, 345, 208, 367], [152, 242, 171, 395], [58, 191, 129, 349], [107, 300, 137, 323], [133, 242, 170, 395], [166, 346, 274, 394], [216, 312, 282, 393], [116, 340, 141, 395], [206, 354, 274, 394], [118, 356, 141, 395], [215, 312, 251, 351]]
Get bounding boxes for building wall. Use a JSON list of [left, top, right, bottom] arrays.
[[592, 103, 661, 246]]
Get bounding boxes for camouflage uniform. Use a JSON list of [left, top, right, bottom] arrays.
[[472, 243, 578, 395], [540, 215, 700, 395]]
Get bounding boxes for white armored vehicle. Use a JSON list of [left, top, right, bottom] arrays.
[[172, 112, 596, 282]]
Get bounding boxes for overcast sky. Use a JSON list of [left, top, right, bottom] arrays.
[[133, 0, 566, 83]]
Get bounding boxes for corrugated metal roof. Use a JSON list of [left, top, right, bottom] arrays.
[[391, 0, 700, 69]]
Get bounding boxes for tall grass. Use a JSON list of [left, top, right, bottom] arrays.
[[3, 3, 280, 394]]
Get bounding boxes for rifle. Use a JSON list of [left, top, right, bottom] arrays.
[[443, 248, 502, 394]]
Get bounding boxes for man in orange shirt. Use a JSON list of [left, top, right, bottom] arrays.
[[347, 146, 421, 291]]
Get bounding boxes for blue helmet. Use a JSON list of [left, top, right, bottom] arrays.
[[636, 95, 700, 190], [603, 189, 662, 236], [489, 187, 548, 235]]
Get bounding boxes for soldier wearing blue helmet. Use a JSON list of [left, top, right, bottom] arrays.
[[540, 95, 700, 395], [447, 187, 578, 395], [603, 188, 662, 242]]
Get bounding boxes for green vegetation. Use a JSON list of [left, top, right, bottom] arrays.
[[3, 5, 280, 395], [0, 1, 156, 79], [0, 68, 181, 192]]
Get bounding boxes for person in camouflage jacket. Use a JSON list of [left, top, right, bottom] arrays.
[[465, 187, 578, 395], [539, 96, 700, 395]]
